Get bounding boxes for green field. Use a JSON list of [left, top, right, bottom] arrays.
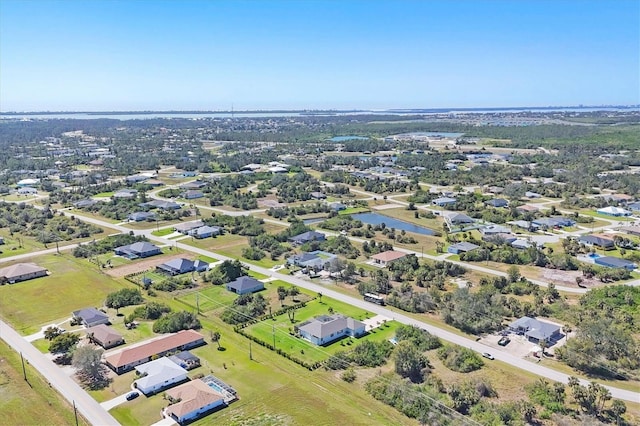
[[0, 254, 128, 334], [0, 340, 89, 426], [176, 285, 239, 313]]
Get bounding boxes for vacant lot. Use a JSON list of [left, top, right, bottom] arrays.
[[0, 340, 89, 425], [0, 253, 127, 334]]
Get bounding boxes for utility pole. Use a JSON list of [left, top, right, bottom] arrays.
[[73, 401, 79, 426], [272, 325, 276, 349], [249, 340, 252, 360], [20, 352, 27, 381]]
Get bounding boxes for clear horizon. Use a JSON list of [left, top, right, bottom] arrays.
[[1, 0, 638, 112]]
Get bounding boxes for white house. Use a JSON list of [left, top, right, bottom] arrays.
[[134, 357, 188, 395]]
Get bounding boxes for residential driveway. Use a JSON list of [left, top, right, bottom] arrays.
[[151, 415, 178, 426], [101, 390, 140, 410]]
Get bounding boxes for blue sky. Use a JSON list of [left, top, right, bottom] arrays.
[[1, 0, 638, 111]]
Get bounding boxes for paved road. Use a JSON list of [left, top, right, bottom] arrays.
[[0, 319, 120, 426], [70, 202, 640, 401]]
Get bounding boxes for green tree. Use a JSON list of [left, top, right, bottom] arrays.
[[72, 345, 110, 390], [43, 326, 63, 341], [49, 333, 80, 354], [211, 330, 221, 350], [277, 286, 288, 306], [393, 340, 428, 383]]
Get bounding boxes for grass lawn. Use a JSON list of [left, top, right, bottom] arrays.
[[110, 389, 167, 426], [243, 297, 375, 364], [176, 285, 238, 314], [89, 370, 137, 403], [338, 207, 370, 215], [0, 340, 89, 426], [0, 253, 127, 334], [93, 191, 114, 198], [151, 228, 174, 237]]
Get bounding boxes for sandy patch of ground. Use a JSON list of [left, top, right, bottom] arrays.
[[541, 268, 600, 289], [104, 253, 193, 278]]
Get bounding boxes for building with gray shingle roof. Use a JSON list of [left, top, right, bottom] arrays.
[[298, 314, 365, 346]]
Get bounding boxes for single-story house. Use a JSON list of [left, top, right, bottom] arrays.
[[329, 202, 347, 211], [156, 258, 208, 276], [268, 166, 288, 173], [448, 242, 480, 254], [442, 211, 474, 226], [134, 357, 188, 396], [180, 180, 207, 190], [17, 187, 38, 195], [525, 191, 542, 199], [310, 192, 327, 200], [182, 190, 204, 199], [627, 202, 640, 212], [515, 205, 539, 214], [532, 217, 575, 229], [128, 211, 156, 222], [72, 199, 97, 209], [73, 308, 110, 328], [508, 317, 561, 344], [0, 262, 48, 284], [114, 242, 162, 259], [142, 179, 164, 187], [141, 200, 182, 210], [432, 197, 457, 207], [125, 174, 149, 184], [507, 220, 539, 231], [105, 330, 205, 374], [619, 226, 640, 237], [113, 189, 138, 199], [188, 225, 221, 239], [480, 224, 512, 235], [511, 239, 537, 250], [17, 178, 40, 187], [168, 351, 201, 370], [370, 250, 407, 267], [485, 198, 509, 208], [286, 251, 337, 270], [578, 235, 615, 250], [596, 206, 631, 217], [165, 379, 226, 424], [225, 276, 265, 295], [298, 314, 366, 346], [174, 220, 205, 234], [594, 256, 636, 270], [85, 324, 124, 349], [288, 231, 326, 245], [482, 233, 517, 244]]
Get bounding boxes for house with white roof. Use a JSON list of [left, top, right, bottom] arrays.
[[134, 357, 188, 395]]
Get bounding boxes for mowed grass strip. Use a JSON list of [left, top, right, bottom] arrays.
[[0, 340, 89, 426], [0, 254, 127, 334]]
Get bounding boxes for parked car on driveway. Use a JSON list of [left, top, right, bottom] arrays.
[[498, 336, 511, 346], [126, 392, 139, 401], [482, 353, 494, 360]]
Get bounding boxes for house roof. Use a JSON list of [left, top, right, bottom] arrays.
[[449, 242, 479, 252], [597, 206, 631, 215], [442, 211, 474, 224], [73, 308, 109, 324], [134, 357, 188, 390], [509, 316, 560, 341], [595, 256, 636, 268], [117, 241, 160, 254], [105, 330, 204, 369], [516, 204, 539, 212], [165, 379, 225, 419], [191, 225, 220, 236], [371, 250, 407, 263], [159, 258, 194, 272], [226, 276, 264, 292], [485, 198, 508, 207], [289, 231, 325, 242], [85, 324, 122, 344], [174, 220, 205, 232], [432, 197, 457, 204], [128, 211, 155, 220], [0, 262, 47, 280], [578, 235, 615, 247], [298, 314, 364, 340], [481, 224, 512, 235]]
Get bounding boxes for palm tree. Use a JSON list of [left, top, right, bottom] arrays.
[[211, 331, 221, 350]]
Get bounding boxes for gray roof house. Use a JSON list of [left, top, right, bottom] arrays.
[[188, 225, 221, 239], [73, 308, 110, 328], [114, 241, 162, 259], [286, 251, 337, 270], [432, 197, 457, 207], [594, 256, 637, 270], [0, 262, 48, 284], [485, 198, 509, 208], [85, 324, 124, 349], [128, 211, 156, 222], [141, 200, 182, 210], [298, 314, 366, 346], [174, 220, 205, 234], [226, 276, 265, 295], [442, 211, 474, 225], [448, 242, 479, 254], [578, 235, 615, 250], [508, 317, 561, 344], [134, 357, 188, 396], [288, 231, 326, 245]]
